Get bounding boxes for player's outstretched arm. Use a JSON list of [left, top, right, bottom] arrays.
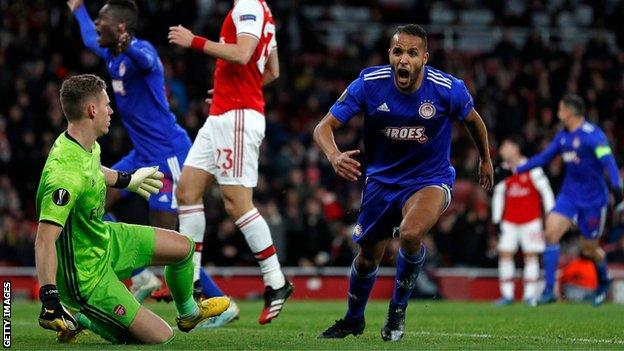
[[462, 109, 493, 191], [168, 25, 259, 65], [67, 0, 107, 58], [101, 166, 164, 200], [35, 222, 78, 332], [313, 113, 361, 182]]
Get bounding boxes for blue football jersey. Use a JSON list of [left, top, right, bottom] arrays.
[[75, 6, 191, 159], [517, 121, 622, 208], [330, 65, 474, 186]]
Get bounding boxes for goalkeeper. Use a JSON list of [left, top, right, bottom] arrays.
[[35, 74, 230, 344]]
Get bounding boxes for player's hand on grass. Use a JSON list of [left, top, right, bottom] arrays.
[[168, 25, 194, 48], [205, 88, 214, 105], [38, 284, 77, 332], [479, 158, 494, 192], [329, 150, 361, 182], [126, 166, 164, 200], [66, 0, 83, 12]]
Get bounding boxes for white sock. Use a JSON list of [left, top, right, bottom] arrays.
[[179, 204, 205, 282], [523, 257, 540, 300], [236, 208, 285, 289], [499, 258, 515, 300]]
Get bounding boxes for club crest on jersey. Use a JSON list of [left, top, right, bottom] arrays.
[[418, 101, 436, 119], [353, 223, 363, 237], [573, 136, 580, 149], [381, 126, 428, 143], [119, 62, 126, 77], [52, 188, 70, 206], [113, 304, 126, 316]]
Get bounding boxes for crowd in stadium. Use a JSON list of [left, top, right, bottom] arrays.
[[1, 0, 624, 270]]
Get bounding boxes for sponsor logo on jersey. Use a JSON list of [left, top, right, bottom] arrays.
[[562, 151, 580, 163], [158, 194, 169, 203], [508, 183, 530, 197], [377, 103, 390, 112], [381, 126, 428, 143], [52, 188, 70, 206], [239, 14, 257, 21], [113, 304, 126, 317], [418, 101, 436, 119]]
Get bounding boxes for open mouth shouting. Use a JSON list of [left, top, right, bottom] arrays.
[[395, 67, 411, 87]]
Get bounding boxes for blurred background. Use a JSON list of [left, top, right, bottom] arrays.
[[1, 0, 624, 299]]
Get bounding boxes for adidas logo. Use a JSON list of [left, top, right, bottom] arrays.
[[158, 194, 169, 202], [377, 103, 390, 112]]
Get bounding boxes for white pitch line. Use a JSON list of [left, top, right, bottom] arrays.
[[410, 331, 624, 345]]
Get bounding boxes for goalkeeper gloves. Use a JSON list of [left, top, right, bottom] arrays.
[[113, 166, 164, 200], [38, 284, 77, 332]]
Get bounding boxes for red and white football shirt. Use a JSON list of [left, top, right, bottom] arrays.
[[210, 0, 276, 116], [492, 164, 555, 225]]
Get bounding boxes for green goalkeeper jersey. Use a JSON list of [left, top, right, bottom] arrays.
[[36, 132, 110, 298]]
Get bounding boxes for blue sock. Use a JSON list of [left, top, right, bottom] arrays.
[[131, 267, 146, 278], [200, 268, 225, 298], [595, 258, 609, 285], [391, 245, 426, 308], [543, 244, 560, 294], [345, 260, 378, 321]]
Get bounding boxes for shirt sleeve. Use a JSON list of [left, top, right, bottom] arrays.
[[491, 181, 506, 224], [124, 41, 157, 72], [73, 5, 108, 58], [450, 79, 474, 122], [529, 167, 555, 213], [329, 76, 365, 124], [516, 133, 562, 173], [232, 0, 264, 39], [588, 130, 622, 190], [38, 172, 84, 227]]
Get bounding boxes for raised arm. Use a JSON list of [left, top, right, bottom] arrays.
[[313, 113, 361, 182], [118, 34, 157, 72], [68, 0, 108, 58], [516, 136, 561, 174], [168, 25, 259, 65], [462, 109, 494, 191]]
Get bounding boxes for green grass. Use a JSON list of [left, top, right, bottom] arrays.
[[7, 300, 624, 350]]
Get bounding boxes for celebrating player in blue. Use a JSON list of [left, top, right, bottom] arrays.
[[502, 94, 622, 306], [314, 24, 493, 341], [67, 0, 238, 325]]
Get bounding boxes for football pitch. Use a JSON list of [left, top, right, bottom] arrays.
[[7, 300, 624, 350]]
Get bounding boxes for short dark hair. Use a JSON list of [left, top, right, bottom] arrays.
[[501, 135, 525, 151], [59, 74, 107, 122], [106, 0, 138, 35], [561, 93, 585, 117], [393, 24, 428, 49]]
